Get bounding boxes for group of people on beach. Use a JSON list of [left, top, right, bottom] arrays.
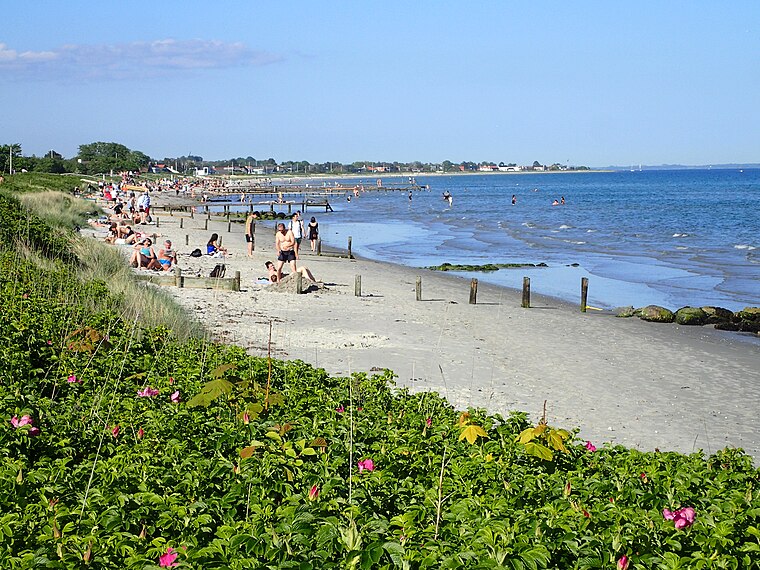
[[128, 238, 177, 271], [95, 182, 325, 285]]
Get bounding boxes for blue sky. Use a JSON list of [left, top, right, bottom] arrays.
[[3, 1, 759, 166]]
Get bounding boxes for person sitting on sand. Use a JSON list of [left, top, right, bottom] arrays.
[[265, 261, 316, 283], [129, 238, 161, 270], [104, 223, 119, 244], [157, 240, 177, 271], [206, 233, 228, 256]]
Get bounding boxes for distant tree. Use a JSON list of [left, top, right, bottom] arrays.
[[0, 143, 22, 173], [76, 142, 151, 174], [33, 156, 68, 174], [532, 160, 542, 168], [442, 160, 453, 172]]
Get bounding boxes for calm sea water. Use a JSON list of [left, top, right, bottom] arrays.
[[236, 169, 760, 311]]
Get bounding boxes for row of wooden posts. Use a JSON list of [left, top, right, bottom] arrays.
[[351, 274, 593, 312]]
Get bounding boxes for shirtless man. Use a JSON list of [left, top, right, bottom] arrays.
[[274, 222, 297, 282]]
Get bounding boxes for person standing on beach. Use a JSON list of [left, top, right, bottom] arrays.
[[245, 212, 256, 257], [288, 212, 305, 259], [308, 216, 319, 252], [275, 222, 297, 282]]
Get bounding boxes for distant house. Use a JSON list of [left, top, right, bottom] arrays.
[[195, 167, 211, 176], [499, 165, 522, 172], [478, 165, 499, 172]]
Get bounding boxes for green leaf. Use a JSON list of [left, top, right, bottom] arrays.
[[186, 378, 234, 408], [210, 362, 236, 379], [523, 442, 553, 461]]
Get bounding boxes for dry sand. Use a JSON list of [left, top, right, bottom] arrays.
[[109, 202, 760, 461]]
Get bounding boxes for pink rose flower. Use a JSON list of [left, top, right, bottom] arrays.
[[137, 387, 159, 397], [11, 415, 33, 429], [663, 506, 696, 529], [617, 555, 629, 570], [158, 547, 178, 567], [585, 441, 596, 452], [358, 458, 375, 473], [308, 485, 319, 501], [170, 390, 180, 403]]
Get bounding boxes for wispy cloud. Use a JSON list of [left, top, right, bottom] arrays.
[[0, 39, 283, 81]]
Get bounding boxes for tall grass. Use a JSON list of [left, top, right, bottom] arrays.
[[18, 190, 100, 231], [4, 177, 203, 341], [72, 238, 203, 340]]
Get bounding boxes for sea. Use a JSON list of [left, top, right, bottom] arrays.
[[229, 169, 760, 312]]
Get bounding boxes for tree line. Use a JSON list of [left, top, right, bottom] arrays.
[[1, 142, 587, 176]]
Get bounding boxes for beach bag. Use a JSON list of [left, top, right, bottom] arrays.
[[209, 264, 226, 278], [190, 248, 203, 257]]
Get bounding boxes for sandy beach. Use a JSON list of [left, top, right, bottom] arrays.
[[112, 199, 760, 462]]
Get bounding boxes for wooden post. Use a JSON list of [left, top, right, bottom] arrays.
[[347, 236, 353, 259], [295, 272, 303, 294], [190, 208, 194, 219], [155, 216, 159, 228], [234, 271, 241, 292], [206, 211, 211, 220], [469, 278, 478, 305], [204, 219, 208, 231], [355, 275, 362, 297], [185, 234, 189, 246], [416, 276, 422, 301], [227, 220, 231, 233], [521, 277, 531, 308], [218, 236, 223, 247], [581, 277, 589, 313], [175, 268, 183, 288], [180, 217, 184, 229], [317, 238, 322, 256]]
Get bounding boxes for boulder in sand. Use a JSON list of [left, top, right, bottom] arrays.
[[675, 306, 707, 326], [701, 306, 734, 325], [638, 305, 675, 323]]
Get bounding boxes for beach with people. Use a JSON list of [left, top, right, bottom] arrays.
[[88, 186, 760, 463]]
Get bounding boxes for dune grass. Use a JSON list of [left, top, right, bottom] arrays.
[[17, 190, 100, 231], [3, 176, 203, 341]]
